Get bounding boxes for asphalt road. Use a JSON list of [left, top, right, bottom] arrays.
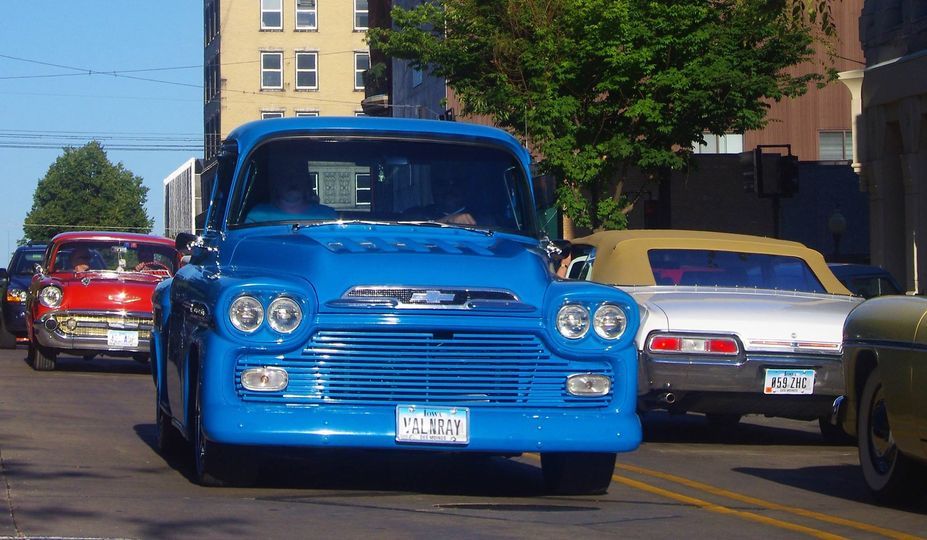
[[1, 347, 925, 540]]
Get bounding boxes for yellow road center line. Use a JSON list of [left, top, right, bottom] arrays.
[[615, 462, 920, 540], [524, 454, 919, 540], [609, 470, 846, 540]]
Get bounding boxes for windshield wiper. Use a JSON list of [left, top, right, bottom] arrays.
[[396, 220, 494, 236], [291, 220, 494, 236]]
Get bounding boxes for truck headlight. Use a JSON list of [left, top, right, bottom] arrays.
[[229, 295, 264, 333], [556, 304, 589, 339], [593, 303, 627, 340], [267, 296, 302, 334], [39, 286, 63, 308]]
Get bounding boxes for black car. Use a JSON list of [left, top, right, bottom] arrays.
[[827, 263, 903, 299], [0, 244, 46, 347]]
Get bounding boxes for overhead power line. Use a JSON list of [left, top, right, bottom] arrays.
[[22, 223, 153, 231], [0, 143, 200, 151]]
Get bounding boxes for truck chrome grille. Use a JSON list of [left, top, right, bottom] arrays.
[[236, 330, 613, 407]]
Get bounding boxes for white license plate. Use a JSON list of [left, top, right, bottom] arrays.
[[764, 369, 815, 395], [107, 329, 139, 347], [396, 405, 469, 444]]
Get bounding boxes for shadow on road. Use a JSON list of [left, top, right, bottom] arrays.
[[16, 346, 150, 375], [734, 464, 927, 514], [133, 423, 554, 498], [640, 410, 843, 446]]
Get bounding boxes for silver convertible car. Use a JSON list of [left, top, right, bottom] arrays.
[[568, 230, 863, 440]]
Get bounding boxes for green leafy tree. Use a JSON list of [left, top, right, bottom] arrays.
[[22, 141, 153, 243], [367, 0, 838, 231]]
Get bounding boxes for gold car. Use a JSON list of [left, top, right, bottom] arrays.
[[842, 295, 927, 504]]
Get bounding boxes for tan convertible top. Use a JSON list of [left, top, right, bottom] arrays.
[[573, 229, 851, 295]]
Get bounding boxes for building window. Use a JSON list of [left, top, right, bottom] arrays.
[[412, 67, 423, 87], [354, 52, 369, 90], [261, 52, 284, 89], [295, 0, 317, 30], [295, 110, 319, 117], [310, 172, 319, 197], [261, 0, 283, 30], [354, 0, 368, 30], [692, 133, 744, 154], [356, 173, 371, 206], [819, 131, 852, 161], [261, 110, 284, 119], [205, 0, 220, 46], [295, 52, 318, 90]]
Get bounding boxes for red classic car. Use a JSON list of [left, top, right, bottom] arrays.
[[27, 232, 180, 371]]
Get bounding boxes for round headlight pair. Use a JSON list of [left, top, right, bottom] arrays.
[[39, 286, 63, 308], [229, 295, 302, 334], [556, 303, 627, 340]]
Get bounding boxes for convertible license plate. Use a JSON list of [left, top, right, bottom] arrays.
[[107, 329, 139, 347], [396, 405, 469, 444], [764, 369, 815, 395]]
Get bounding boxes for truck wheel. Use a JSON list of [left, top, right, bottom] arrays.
[[858, 369, 924, 504], [541, 452, 616, 495], [0, 318, 17, 349], [31, 341, 56, 371], [192, 392, 255, 487], [156, 399, 185, 457]]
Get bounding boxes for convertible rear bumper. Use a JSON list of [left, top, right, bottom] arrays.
[[638, 351, 845, 418]]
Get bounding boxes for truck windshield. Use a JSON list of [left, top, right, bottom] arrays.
[[228, 137, 537, 236]]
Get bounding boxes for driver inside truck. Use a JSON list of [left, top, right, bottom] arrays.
[[245, 159, 338, 223]]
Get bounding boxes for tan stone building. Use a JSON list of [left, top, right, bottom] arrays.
[[203, 0, 371, 159], [849, 1, 927, 293]]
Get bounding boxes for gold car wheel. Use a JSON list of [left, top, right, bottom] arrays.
[[866, 385, 896, 473], [857, 369, 923, 503]]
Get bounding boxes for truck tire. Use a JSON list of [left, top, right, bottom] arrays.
[[541, 452, 616, 495], [192, 389, 256, 487]]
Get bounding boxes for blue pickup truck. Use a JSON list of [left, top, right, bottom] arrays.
[[152, 117, 641, 494]]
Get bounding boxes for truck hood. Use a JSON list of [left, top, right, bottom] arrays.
[[225, 225, 552, 312], [624, 286, 862, 353], [51, 271, 163, 312]]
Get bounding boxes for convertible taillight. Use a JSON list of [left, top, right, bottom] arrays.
[[648, 334, 739, 355]]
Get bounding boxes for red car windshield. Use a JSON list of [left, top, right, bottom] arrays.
[[52, 241, 176, 275]]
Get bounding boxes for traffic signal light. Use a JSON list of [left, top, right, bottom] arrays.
[[740, 147, 798, 198], [740, 149, 760, 194]]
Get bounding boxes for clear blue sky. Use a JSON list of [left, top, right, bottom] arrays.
[[0, 1, 203, 259]]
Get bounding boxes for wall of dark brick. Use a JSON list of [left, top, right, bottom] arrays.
[[620, 156, 868, 262]]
